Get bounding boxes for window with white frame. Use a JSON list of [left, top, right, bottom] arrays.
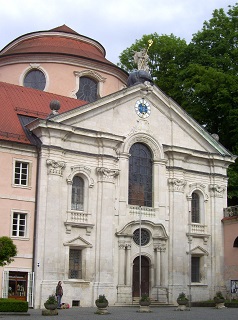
[[14, 161, 29, 186], [69, 248, 82, 279], [76, 76, 98, 102], [71, 176, 84, 211], [12, 212, 27, 237]]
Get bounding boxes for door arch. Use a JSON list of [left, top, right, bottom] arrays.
[[132, 256, 150, 297]]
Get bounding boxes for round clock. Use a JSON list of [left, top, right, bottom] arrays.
[[135, 99, 151, 118]]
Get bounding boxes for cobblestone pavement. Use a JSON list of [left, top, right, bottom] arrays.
[[0, 306, 238, 320]]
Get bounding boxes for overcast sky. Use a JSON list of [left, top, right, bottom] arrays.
[[0, 0, 235, 64]]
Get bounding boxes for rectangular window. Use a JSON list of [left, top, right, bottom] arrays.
[[12, 212, 27, 237], [191, 256, 200, 282], [69, 249, 82, 279], [14, 161, 29, 186]]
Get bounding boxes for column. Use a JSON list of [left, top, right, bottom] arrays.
[[125, 244, 131, 285], [118, 243, 126, 285]]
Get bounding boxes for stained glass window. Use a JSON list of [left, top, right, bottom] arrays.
[[71, 176, 84, 211], [23, 69, 46, 90], [129, 143, 152, 207], [133, 228, 150, 246], [191, 192, 200, 223], [76, 77, 97, 102]]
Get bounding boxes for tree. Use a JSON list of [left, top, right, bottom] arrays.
[[118, 33, 188, 104], [0, 236, 17, 267], [118, 3, 238, 202]]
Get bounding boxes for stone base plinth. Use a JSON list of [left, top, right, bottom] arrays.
[[137, 305, 152, 313], [42, 309, 58, 316], [95, 307, 110, 315]]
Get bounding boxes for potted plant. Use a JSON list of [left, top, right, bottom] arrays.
[[214, 291, 226, 309], [95, 294, 109, 314], [138, 294, 152, 313], [44, 294, 58, 310], [139, 294, 151, 306], [176, 292, 189, 310]]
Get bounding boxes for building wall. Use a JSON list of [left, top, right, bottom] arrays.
[[223, 218, 238, 293], [0, 61, 126, 98], [31, 100, 229, 307], [0, 143, 37, 304]]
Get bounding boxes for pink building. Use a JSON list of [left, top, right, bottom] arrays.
[[222, 207, 238, 297]]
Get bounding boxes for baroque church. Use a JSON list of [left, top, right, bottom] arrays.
[[0, 25, 236, 308]]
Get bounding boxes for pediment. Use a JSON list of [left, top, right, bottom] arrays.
[[188, 246, 208, 256], [28, 82, 234, 161], [116, 220, 168, 240], [64, 236, 92, 248]]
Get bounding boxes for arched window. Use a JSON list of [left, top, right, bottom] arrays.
[[23, 69, 46, 90], [191, 192, 200, 223], [128, 143, 152, 207], [76, 76, 98, 102], [71, 176, 84, 211], [233, 237, 238, 247]]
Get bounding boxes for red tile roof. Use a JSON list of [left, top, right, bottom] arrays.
[[0, 25, 114, 66], [0, 81, 86, 145]]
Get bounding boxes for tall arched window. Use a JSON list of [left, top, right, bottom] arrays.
[[76, 76, 97, 102], [128, 143, 152, 207], [233, 237, 238, 247], [71, 176, 84, 211], [191, 192, 200, 223]]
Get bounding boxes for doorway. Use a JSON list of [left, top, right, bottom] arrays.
[[132, 256, 150, 297], [8, 271, 27, 301]]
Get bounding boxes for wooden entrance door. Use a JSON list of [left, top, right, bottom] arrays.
[[132, 256, 149, 297]]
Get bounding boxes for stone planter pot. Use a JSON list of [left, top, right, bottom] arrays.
[[95, 301, 108, 309], [139, 300, 151, 306], [44, 303, 58, 310], [95, 301, 109, 314], [177, 299, 188, 305], [176, 299, 189, 311], [214, 298, 226, 309]]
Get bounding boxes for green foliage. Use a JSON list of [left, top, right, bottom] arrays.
[[214, 291, 225, 300], [0, 237, 17, 267], [45, 295, 57, 304], [177, 292, 188, 301], [118, 3, 238, 201], [140, 294, 151, 302], [96, 294, 108, 303], [0, 298, 28, 312]]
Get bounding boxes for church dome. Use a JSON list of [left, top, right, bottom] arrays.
[[0, 25, 114, 66]]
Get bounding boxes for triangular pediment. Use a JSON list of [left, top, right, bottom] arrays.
[[28, 83, 235, 160], [64, 236, 92, 248], [188, 246, 209, 256]]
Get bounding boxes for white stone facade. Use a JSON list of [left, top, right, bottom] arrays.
[[28, 82, 234, 308]]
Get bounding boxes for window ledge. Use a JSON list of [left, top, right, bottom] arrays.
[[64, 279, 90, 284], [11, 237, 29, 241], [189, 283, 208, 287]]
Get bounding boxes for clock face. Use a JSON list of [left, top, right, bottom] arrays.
[[135, 99, 151, 118]]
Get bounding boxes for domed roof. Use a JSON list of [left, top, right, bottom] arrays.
[[0, 25, 114, 66]]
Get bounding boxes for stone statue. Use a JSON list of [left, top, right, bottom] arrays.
[[133, 48, 149, 72]]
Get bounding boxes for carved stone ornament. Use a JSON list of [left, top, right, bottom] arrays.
[[209, 184, 226, 198], [96, 167, 119, 183], [46, 159, 66, 176], [168, 178, 187, 192]]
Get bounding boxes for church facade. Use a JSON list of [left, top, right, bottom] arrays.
[[0, 25, 235, 308]]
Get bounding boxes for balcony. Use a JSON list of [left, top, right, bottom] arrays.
[[129, 205, 155, 217], [64, 210, 94, 234], [223, 206, 238, 218]]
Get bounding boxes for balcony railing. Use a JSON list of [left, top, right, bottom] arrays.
[[191, 223, 206, 234], [129, 205, 155, 217], [223, 206, 238, 218]]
